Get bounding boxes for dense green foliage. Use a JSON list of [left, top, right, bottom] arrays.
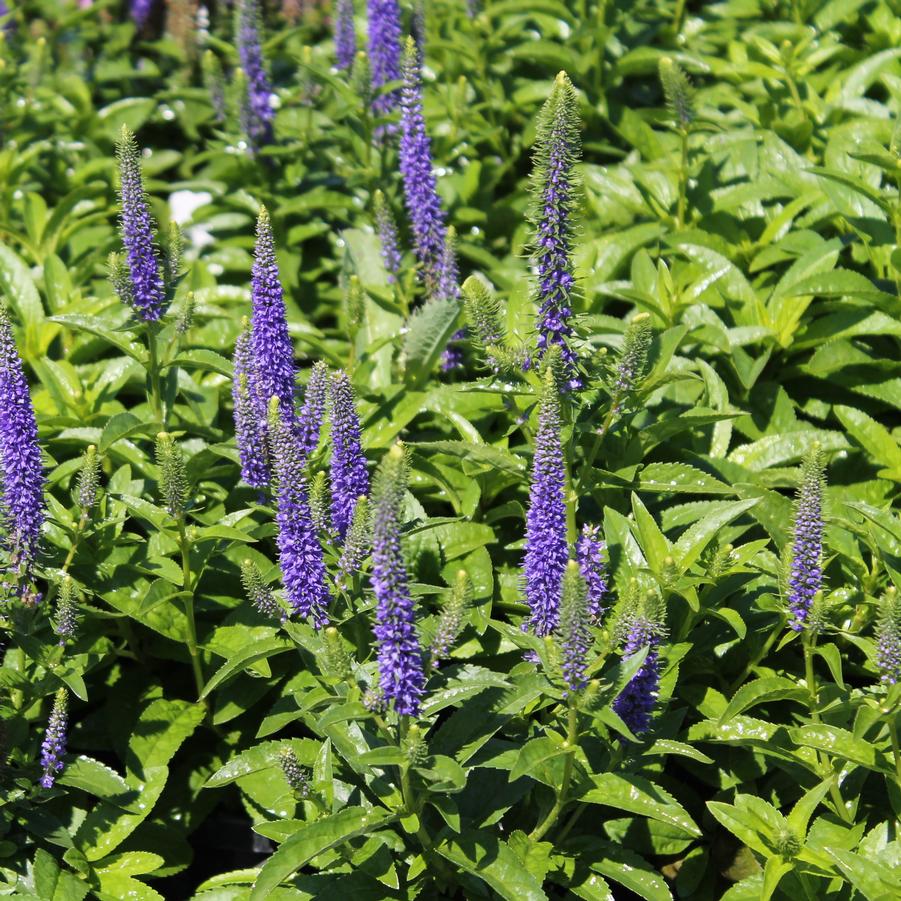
[[2, 0, 901, 899]]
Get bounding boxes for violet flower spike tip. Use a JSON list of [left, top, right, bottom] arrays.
[[236, 0, 275, 147], [787, 446, 825, 631], [267, 397, 332, 628], [370, 443, 425, 716], [523, 369, 568, 637], [250, 208, 296, 426], [399, 37, 449, 297], [39, 688, 69, 789], [328, 371, 370, 540], [296, 361, 329, 461], [529, 71, 582, 389], [612, 616, 661, 737], [0, 308, 45, 581], [115, 127, 167, 322], [131, 0, 154, 29], [577, 524, 609, 623], [232, 320, 270, 488], [367, 0, 402, 116], [335, 0, 357, 70]]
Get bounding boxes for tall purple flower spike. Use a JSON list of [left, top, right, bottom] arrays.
[[296, 361, 328, 462], [529, 71, 581, 389], [268, 397, 331, 628], [236, 0, 275, 148], [0, 308, 44, 582], [399, 38, 454, 299], [115, 127, 167, 322], [787, 446, 824, 631], [335, 0, 356, 70], [577, 524, 609, 623], [40, 689, 68, 789], [366, 0, 402, 117], [328, 370, 370, 540], [523, 369, 568, 636], [371, 444, 424, 715], [613, 616, 661, 736]]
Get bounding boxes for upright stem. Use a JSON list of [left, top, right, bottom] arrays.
[[177, 517, 205, 706], [888, 712, 901, 786], [676, 129, 689, 229], [529, 702, 578, 841], [147, 324, 164, 427], [803, 632, 850, 823]]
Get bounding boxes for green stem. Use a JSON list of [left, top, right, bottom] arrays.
[[529, 703, 578, 841], [676, 128, 689, 229], [672, 0, 686, 35], [177, 517, 205, 707], [888, 712, 901, 786], [147, 324, 164, 428], [580, 405, 616, 487], [803, 632, 850, 823], [730, 616, 784, 691]]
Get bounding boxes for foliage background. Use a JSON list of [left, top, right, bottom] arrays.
[[1, 0, 901, 898]]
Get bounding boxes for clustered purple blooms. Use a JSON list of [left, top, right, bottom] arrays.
[[371, 444, 425, 715], [613, 617, 661, 736], [530, 72, 581, 390], [0, 309, 45, 582], [232, 323, 269, 488], [237, 0, 275, 148], [268, 400, 332, 628], [577, 524, 609, 623], [367, 0, 402, 117], [374, 192, 402, 283], [523, 373, 568, 636], [131, 0, 154, 29], [787, 449, 824, 631], [296, 361, 328, 461], [398, 39, 454, 299], [335, 0, 356, 70], [328, 371, 370, 540], [39, 689, 68, 789], [116, 128, 167, 322]]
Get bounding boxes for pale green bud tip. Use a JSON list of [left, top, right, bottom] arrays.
[[664, 556, 674, 566], [566, 559, 581, 575], [632, 312, 651, 323], [325, 627, 338, 638], [388, 443, 404, 461]]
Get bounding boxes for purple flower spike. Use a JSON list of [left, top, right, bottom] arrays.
[[131, 0, 154, 28], [530, 71, 581, 389], [232, 319, 269, 489], [371, 444, 425, 716], [613, 616, 661, 737], [296, 361, 328, 461], [787, 446, 825, 631], [399, 37, 453, 298], [268, 398, 331, 628], [236, 0, 275, 148], [367, 0, 402, 117], [328, 371, 370, 540], [0, 308, 44, 581], [374, 190, 402, 283], [335, 0, 356, 70], [251, 208, 296, 426], [577, 524, 609, 623], [115, 127, 167, 322], [523, 369, 568, 636], [39, 688, 68, 789]]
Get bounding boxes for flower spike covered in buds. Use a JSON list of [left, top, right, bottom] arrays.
[[335, 0, 356, 70], [268, 397, 331, 628], [0, 308, 44, 582], [77, 445, 101, 513], [559, 560, 590, 693], [374, 190, 402, 283], [367, 0, 402, 117], [279, 746, 310, 797], [613, 596, 664, 737], [659, 56, 694, 131], [328, 371, 370, 540], [399, 37, 454, 299], [114, 127, 167, 322], [232, 320, 269, 489], [241, 558, 285, 622], [529, 71, 582, 390], [429, 569, 471, 669], [876, 587, 901, 685], [297, 361, 328, 462], [236, 0, 275, 148], [611, 313, 653, 415], [787, 444, 825, 631], [155, 433, 189, 519], [39, 688, 68, 789], [523, 367, 568, 637], [53, 576, 79, 646], [337, 495, 371, 589], [577, 524, 609, 624], [370, 443, 425, 716]]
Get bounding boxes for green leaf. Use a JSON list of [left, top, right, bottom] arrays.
[[789, 724, 894, 774], [509, 736, 567, 782], [100, 412, 147, 453], [719, 677, 808, 723], [834, 404, 901, 478], [826, 848, 901, 900], [436, 831, 549, 901], [33, 848, 89, 901], [250, 807, 391, 900], [403, 297, 463, 387], [200, 637, 293, 699], [673, 498, 759, 572]]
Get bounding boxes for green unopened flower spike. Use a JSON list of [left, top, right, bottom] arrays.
[[659, 56, 694, 131], [240, 558, 285, 622], [77, 445, 101, 513], [308, 470, 333, 534], [875, 586, 900, 685], [165, 221, 183, 290], [203, 49, 227, 122], [279, 746, 310, 798], [323, 626, 353, 680], [337, 495, 371, 589], [351, 51, 372, 110], [706, 542, 735, 580], [155, 432, 189, 518], [403, 723, 427, 765], [344, 274, 366, 339], [558, 560, 590, 692], [53, 575, 79, 646], [610, 313, 653, 415], [429, 569, 472, 669], [107, 252, 134, 309], [176, 292, 195, 336]]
